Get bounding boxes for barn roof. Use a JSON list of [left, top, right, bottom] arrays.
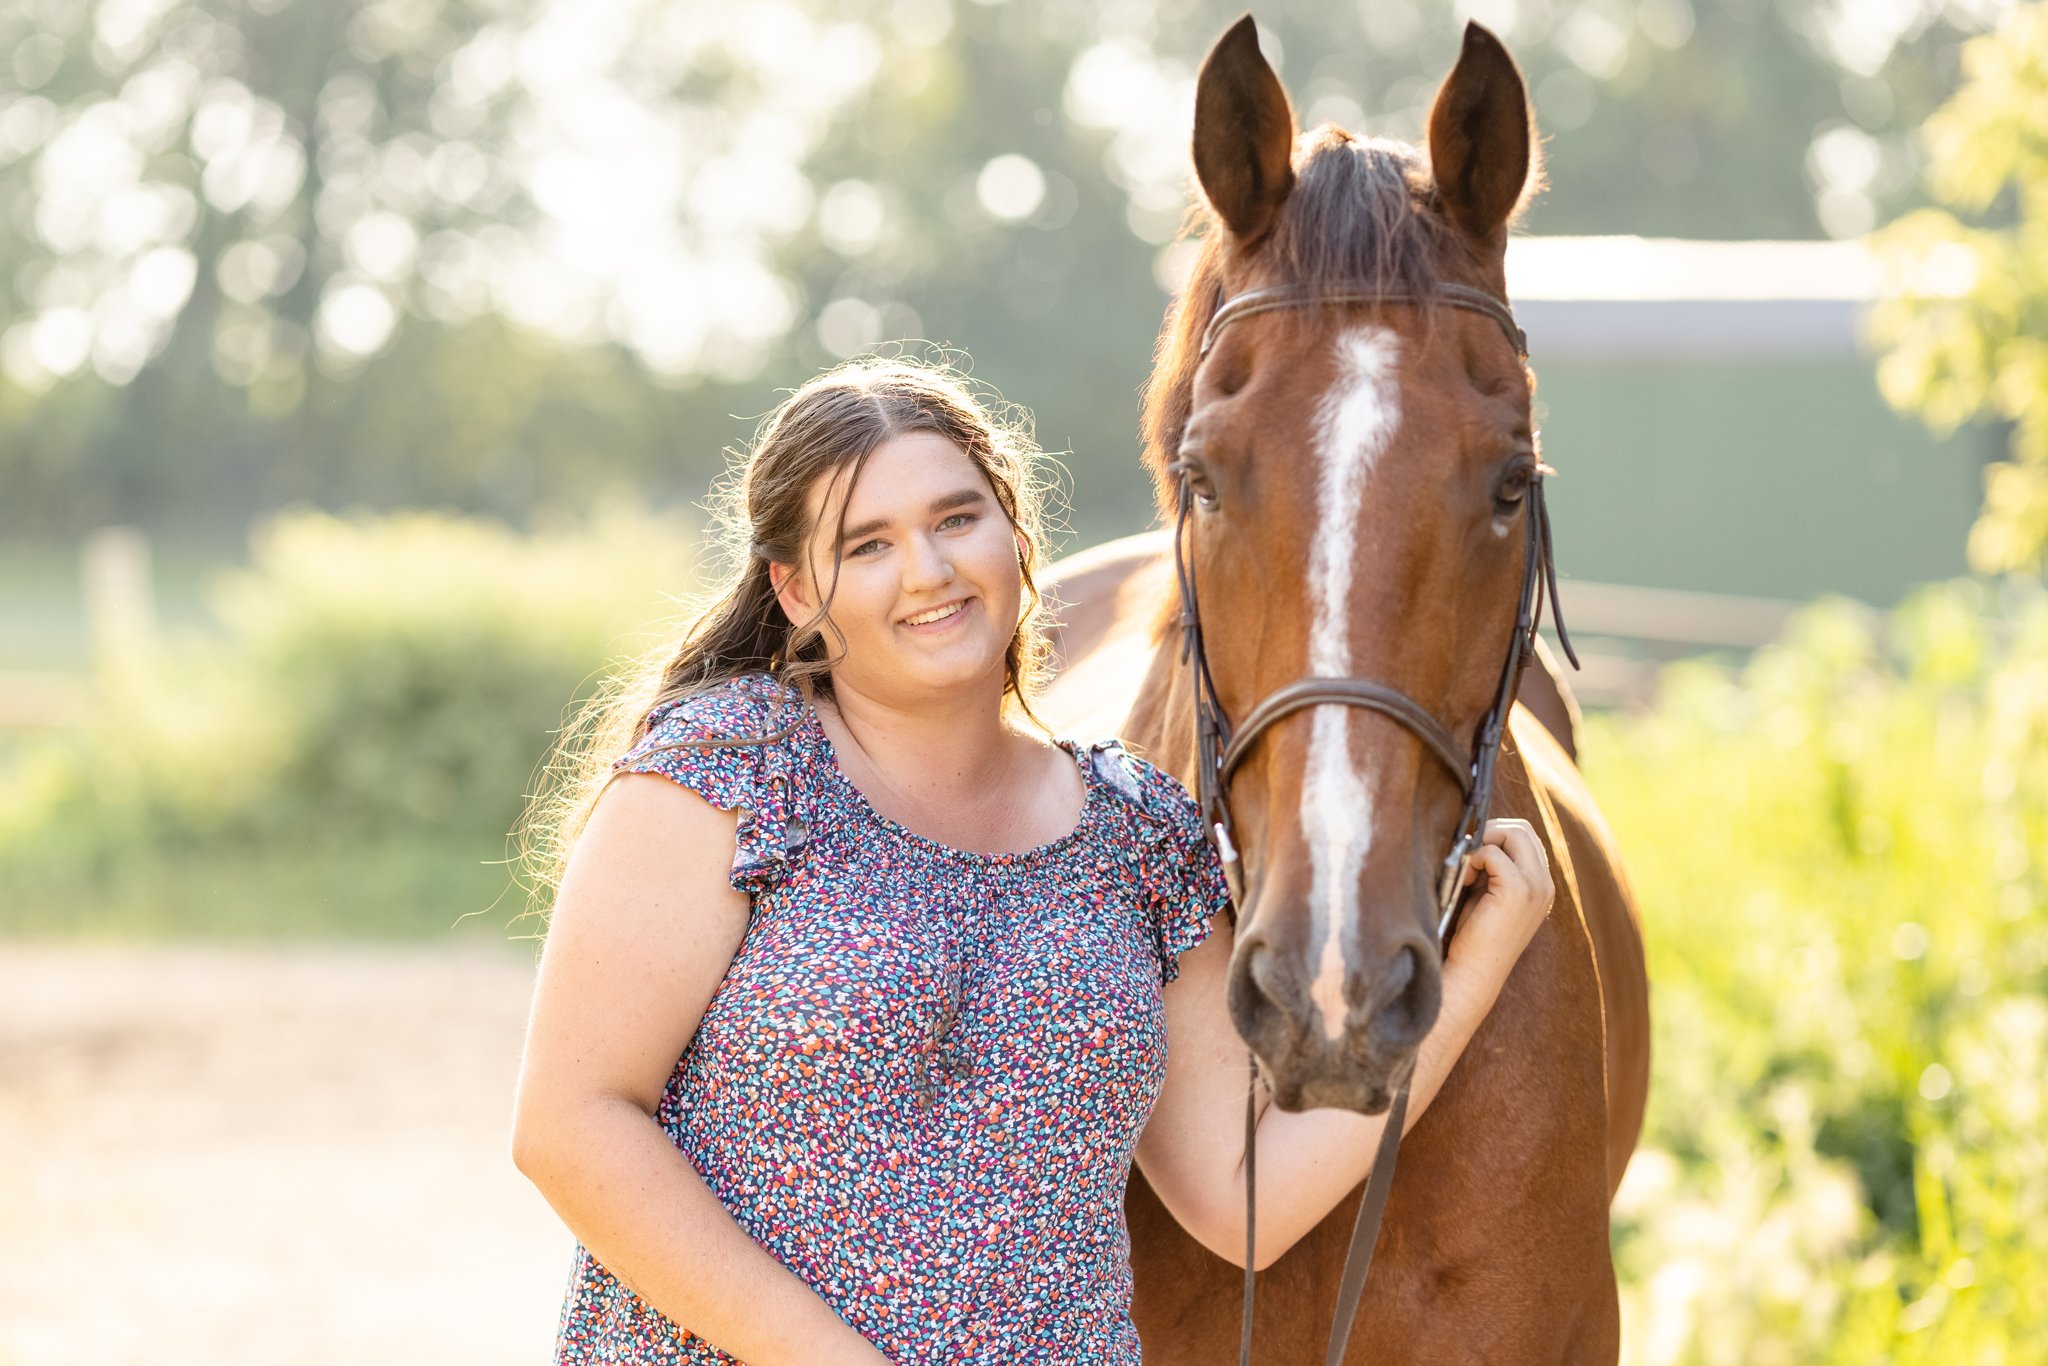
[[1503, 236, 1972, 361]]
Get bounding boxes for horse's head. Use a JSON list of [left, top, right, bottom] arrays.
[[1150, 18, 1544, 1113]]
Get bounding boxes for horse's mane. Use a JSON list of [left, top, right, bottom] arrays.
[[1140, 128, 1457, 514]]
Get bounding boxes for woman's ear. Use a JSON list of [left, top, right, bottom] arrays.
[[767, 559, 812, 628]]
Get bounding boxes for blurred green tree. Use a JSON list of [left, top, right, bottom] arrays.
[[0, 0, 882, 534], [0, 0, 2014, 542], [1870, 2, 2048, 575]]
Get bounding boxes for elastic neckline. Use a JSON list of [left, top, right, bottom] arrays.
[[793, 693, 1102, 868]]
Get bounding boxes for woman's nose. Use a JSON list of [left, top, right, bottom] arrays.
[[901, 534, 954, 589]]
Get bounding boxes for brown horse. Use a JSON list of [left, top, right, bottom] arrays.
[[1039, 18, 1649, 1364]]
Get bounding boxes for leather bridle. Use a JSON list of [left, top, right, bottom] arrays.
[[1166, 279, 1578, 1366]]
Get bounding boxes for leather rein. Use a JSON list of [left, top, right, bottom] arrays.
[[1164, 280, 1578, 1366]]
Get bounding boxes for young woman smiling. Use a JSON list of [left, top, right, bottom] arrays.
[[511, 359, 1554, 1365]]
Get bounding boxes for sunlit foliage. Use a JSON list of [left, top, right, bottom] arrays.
[[1588, 579, 2048, 1361], [1871, 3, 2048, 575], [0, 507, 697, 933]]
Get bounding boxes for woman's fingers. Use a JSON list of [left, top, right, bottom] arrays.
[[1481, 817, 1547, 868], [1457, 819, 1555, 913], [1489, 822, 1552, 893], [1468, 841, 1512, 878], [1447, 822, 1556, 983], [1470, 822, 1555, 910], [1460, 822, 1543, 885], [1466, 843, 1522, 898]]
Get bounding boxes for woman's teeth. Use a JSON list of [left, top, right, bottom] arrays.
[[904, 602, 964, 626]]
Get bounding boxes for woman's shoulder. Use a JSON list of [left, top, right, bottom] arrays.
[[613, 673, 814, 814], [614, 674, 818, 895], [633, 672, 807, 752]]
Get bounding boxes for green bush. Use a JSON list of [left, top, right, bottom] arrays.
[[1587, 580, 2048, 1363], [0, 508, 698, 935]]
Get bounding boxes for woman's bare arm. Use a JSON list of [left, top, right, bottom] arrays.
[[511, 774, 889, 1366], [1135, 819, 1554, 1270]]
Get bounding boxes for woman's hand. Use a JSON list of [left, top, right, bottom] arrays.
[[1137, 814, 1560, 1270], [1444, 817, 1555, 1011]]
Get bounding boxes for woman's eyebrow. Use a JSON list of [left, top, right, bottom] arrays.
[[838, 487, 989, 545]]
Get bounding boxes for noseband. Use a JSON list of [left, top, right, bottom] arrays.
[[1167, 280, 1577, 1366]]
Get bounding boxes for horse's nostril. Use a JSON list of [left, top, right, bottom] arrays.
[[1366, 945, 1439, 1052], [1230, 939, 1293, 1046], [1382, 944, 1416, 999], [1247, 943, 1288, 1004]]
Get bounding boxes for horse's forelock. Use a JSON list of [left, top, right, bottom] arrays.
[[1141, 130, 1451, 515]]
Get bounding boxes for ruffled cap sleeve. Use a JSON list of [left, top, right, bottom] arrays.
[[1084, 741, 1233, 983], [612, 674, 813, 896]]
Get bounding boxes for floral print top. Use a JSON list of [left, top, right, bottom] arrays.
[[552, 673, 1230, 1365]]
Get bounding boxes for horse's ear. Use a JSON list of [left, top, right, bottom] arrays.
[[1193, 15, 1297, 244], [1426, 22, 1539, 244]]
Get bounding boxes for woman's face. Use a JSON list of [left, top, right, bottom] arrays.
[[775, 430, 1025, 709]]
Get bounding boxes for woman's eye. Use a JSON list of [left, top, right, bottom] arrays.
[[938, 512, 978, 532], [849, 538, 886, 557]]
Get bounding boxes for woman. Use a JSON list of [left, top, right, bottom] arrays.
[[511, 358, 1553, 1365]]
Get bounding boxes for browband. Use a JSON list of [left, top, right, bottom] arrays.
[[1198, 281, 1528, 360]]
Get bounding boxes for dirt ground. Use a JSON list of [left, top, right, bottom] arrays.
[[0, 944, 574, 1365]]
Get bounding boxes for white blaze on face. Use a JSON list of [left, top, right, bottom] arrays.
[[1303, 326, 1403, 1041]]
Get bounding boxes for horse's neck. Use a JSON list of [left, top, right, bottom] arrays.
[[1122, 627, 1199, 786]]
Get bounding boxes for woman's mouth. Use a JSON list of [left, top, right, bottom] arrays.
[[901, 599, 971, 630]]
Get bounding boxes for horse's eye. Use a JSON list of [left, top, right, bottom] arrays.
[[1210, 359, 1250, 398], [1172, 451, 1221, 510], [1494, 462, 1533, 511]]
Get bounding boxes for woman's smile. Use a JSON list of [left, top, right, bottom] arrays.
[[900, 597, 975, 632]]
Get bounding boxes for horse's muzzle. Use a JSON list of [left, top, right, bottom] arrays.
[[1227, 921, 1442, 1114]]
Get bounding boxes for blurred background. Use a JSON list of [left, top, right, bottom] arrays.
[[1, 0, 2044, 1361]]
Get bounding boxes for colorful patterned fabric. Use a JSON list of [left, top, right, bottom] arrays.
[[552, 673, 1230, 1365]]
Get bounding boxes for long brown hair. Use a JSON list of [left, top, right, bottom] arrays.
[[518, 356, 1058, 908]]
